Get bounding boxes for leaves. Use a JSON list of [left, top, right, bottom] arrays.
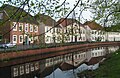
[[91, 0, 120, 27]]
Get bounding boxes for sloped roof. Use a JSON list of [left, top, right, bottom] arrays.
[[40, 63, 60, 77], [86, 56, 104, 65], [59, 62, 75, 71], [57, 18, 82, 27], [84, 21, 103, 30], [34, 14, 60, 27], [0, 4, 38, 24]]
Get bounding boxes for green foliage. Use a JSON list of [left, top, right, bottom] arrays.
[[0, 0, 70, 25], [105, 23, 120, 32], [78, 49, 120, 78], [91, 0, 120, 27], [0, 4, 38, 25]]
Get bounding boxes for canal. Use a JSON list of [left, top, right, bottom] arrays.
[[0, 46, 119, 78]]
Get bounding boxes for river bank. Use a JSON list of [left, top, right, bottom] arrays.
[[77, 49, 120, 78]]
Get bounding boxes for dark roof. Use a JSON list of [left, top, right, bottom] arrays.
[[57, 18, 82, 27], [59, 62, 75, 71], [86, 56, 104, 65], [40, 63, 60, 77], [84, 21, 103, 30], [0, 4, 38, 24], [34, 14, 60, 27]]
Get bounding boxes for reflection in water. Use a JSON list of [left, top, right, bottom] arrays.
[[10, 46, 119, 78], [45, 46, 119, 78]]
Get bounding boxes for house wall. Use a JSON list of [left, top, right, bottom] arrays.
[[45, 26, 54, 43], [91, 47, 106, 57], [107, 32, 120, 41], [61, 23, 87, 43], [39, 22, 45, 43], [10, 22, 40, 45], [0, 11, 11, 43]]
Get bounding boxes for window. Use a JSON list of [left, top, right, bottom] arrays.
[[46, 27, 48, 31], [13, 22, 17, 31], [13, 67, 18, 77], [19, 65, 24, 75], [30, 63, 34, 72], [19, 23, 23, 31], [95, 53, 97, 56], [91, 31, 94, 34], [46, 36, 50, 42], [30, 24, 33, 32], [25, 23, 28, 32], [83, 37, 85, 40], [34, 25, 38, 32], [13, 35, 17, 43], [19, 35, 23, 43], [25, 64, 29, 74]]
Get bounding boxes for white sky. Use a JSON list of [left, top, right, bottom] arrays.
[[59, 0, 93, 23]]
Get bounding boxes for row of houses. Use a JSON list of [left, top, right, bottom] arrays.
[[0, 4, 120, 45]]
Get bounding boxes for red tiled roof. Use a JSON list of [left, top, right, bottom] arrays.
[[86, 56, 104, 65], [35, 14, 60, 27], [57, 18, 82, 27], [84, 21, 103, 30], [40, 63, 61, 77], [59, 62, 75, 71]]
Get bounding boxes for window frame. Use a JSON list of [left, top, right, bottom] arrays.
[[13, 22, 17, 31], [19, 23, 23, 31], [25, 23, 29, 32], [13, 35, 17, 43], [19, 35, 23, 43], [30, 24, 33, 32]]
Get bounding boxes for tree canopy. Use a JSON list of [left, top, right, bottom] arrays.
[[0, 0, 119, 32]]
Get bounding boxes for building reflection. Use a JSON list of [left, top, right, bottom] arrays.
[[10, 46, 119, 78]]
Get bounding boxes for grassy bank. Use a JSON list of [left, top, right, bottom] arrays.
[[78, 49, 120, 78]]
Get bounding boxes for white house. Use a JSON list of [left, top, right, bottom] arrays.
[[35, 14, 62, 44], [57, 18, 86, 43], [107, 32, 120, 41], [84, 21, 105, 42]]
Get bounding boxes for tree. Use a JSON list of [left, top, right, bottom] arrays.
[[91, 0, 120, 28]]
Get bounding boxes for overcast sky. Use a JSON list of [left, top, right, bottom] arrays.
[[59, 0, 93, 23]]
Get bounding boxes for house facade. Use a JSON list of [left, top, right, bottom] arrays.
[[0, 5, 40, 45], [35, 14, 62, 44], [11, 22, 40, 44], [57, 18, 86, 43], [84, 21, 106, 42], [107, 32, 120, 41]]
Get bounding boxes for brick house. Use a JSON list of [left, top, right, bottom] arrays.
[[0, 4, 40, 45]]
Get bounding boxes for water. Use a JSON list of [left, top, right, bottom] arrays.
[[45, 46, 119, 78], [6, 46, 119, 78]]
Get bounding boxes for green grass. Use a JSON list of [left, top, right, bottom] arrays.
[[78, 49, 120, 78]]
